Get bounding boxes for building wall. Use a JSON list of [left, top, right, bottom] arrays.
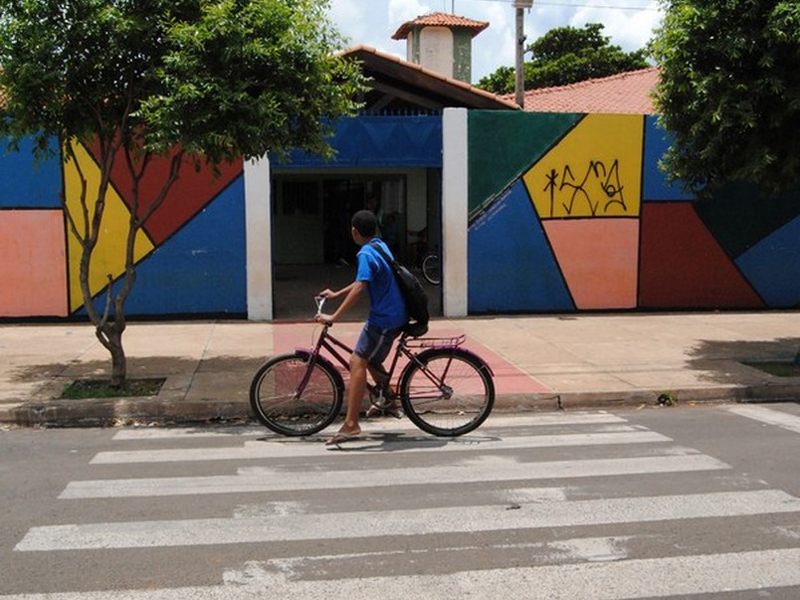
[[467, 111, 800, 313], [0, 137, 247, 318], [2, 111, 797, 320], [418, 27, 454, 79], [0, 116, 443, 320]]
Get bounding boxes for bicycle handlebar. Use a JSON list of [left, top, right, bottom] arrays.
[[314, 295, 326, 316]]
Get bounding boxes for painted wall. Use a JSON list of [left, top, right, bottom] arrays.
[[0, 139, 67, 317], [468, 112, 800, 313], [0, 136, 247, 318], [0, 116, 442, 320], [2, 111, 798, 320]]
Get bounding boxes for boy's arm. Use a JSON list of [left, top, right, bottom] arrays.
[[316, 281, 366, 324], [318, 282, 357, 300]]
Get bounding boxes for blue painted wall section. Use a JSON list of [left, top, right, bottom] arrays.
[[0, 136, 62, 208], [468, 180, 574, 312], [641, 117, 694, 202], [277, 115, 443, 169], [736, 215, 800, 308]]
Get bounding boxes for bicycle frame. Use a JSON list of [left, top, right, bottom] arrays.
[[301, 296, 492, 406], [297, 324, 476, 402]]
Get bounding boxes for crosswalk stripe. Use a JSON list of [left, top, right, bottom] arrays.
[[61, 453, 728, 499], [110, 412, 629, 440], [4, 547, 800, 599], [17, 489, 799, 551], [90, 430, 671, 464], [727, 405, 800, 434]]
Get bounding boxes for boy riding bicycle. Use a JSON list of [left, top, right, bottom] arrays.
[[315, 209, 407, 445]]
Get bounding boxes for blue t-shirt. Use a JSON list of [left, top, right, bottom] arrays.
[[356, 239, 408, 330]]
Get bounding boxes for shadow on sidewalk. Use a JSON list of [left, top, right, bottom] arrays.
[[686, 337, 800, 386], [8, 355, 267, 393]]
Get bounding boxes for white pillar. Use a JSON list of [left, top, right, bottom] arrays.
[[244, 156, 272, 320], [442, 108, 468, 317]]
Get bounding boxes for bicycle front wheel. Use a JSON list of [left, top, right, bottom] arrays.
[[249, 353, 343, 436], [421, 253, 441, 285], [399, 348, 494, 436]]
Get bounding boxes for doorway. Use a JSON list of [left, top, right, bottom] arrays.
[[271, 170, 441, 320]]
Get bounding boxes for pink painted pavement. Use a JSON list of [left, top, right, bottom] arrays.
[[273, 323, 550, 395]]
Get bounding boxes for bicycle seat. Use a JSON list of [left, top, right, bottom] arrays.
[[403, 321, 429, 338]]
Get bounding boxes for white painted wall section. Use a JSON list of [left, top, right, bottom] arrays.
[[420, 27, 454, 78], [244, 156, 272, 321], [442, 108, 468, 317]]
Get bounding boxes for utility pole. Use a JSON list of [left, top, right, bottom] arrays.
[[514, 0, 534, 108]]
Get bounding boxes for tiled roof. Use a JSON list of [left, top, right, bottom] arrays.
[[507, 67, 660, 114], [340, 45, 519, 110], [392, 12, 489, 40]]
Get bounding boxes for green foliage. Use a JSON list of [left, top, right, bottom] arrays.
[[477, 23, 649, 95], [650, 0, 800, 194], [0, 0, 365, 162], [0, 0, 365, 385], [476, 66, 516, 96]]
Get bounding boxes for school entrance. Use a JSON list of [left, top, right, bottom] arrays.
[[270, 168, 442, 321]]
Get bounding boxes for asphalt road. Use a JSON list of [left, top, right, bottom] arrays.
[[1, 403, 799, 599]]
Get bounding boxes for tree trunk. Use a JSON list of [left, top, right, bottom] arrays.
[[102, 324, 128, 388]]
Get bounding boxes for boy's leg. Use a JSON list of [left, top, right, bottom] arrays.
[[343, 353, 367, 434], [368, 363, 390, 389], [327, 353, 366, 443]]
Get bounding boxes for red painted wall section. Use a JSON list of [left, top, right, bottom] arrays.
[[0, 210, 68, 317], [638, 203, 763, 308], [89, 143, 243, 245]]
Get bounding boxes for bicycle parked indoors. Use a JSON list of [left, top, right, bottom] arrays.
[[421, 250, 440, 286], [250, 297, 495, 438]]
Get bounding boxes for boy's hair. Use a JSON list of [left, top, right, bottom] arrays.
[[351, 210, 377, 237]]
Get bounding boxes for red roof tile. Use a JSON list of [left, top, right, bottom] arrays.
[[393, 12, 489, 40], [507, 67, 660, 114]]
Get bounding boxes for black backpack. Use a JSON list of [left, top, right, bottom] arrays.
[[370, 241, 429, 336]]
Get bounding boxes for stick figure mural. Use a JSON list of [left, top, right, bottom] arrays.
[[469, 113, 643, 312], [523, 114, 642, 309]]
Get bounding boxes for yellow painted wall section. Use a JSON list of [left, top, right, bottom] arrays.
[[523, 114, 644, 219], [64, 141, 154, 312]]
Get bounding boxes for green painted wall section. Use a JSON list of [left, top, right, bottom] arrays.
[[453, 29, 472, 83], [468, 111, 582, 214], [694, 181, 800, 259], [410, 27, 421, 64]]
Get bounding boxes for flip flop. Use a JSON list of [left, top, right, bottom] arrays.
[[325, 431, 361, 446]]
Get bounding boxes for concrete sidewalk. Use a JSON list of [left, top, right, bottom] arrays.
[[1, 312, 799, 427]]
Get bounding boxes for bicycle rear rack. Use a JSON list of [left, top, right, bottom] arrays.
[[404, 334, 466, 349]]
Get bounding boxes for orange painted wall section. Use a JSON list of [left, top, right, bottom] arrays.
[[0, 210, 68, 316], [542, 219, 639, 309]]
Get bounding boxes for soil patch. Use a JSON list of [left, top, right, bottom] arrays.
[[60, 378, 166, 399]]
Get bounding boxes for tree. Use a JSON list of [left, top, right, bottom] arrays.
[[650, 0, 800, 194], [477, 23, 649, 95], [651, 0, 800, 367], [0, 0, 365, 386]]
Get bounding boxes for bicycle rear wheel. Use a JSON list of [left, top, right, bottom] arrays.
[[249, 352, 343, 436], [399, 348, 494, 436], [421, 253, 441, 285]]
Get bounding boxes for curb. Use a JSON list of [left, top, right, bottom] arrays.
[[2, 382, 798, 428]]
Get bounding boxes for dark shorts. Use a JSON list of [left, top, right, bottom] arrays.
[[354, 322, 402, 367]]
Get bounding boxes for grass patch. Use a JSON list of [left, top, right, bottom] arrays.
[[743, 361, 800, 378], [60, 378, 165, 399]]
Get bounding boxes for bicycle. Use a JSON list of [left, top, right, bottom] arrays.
[[249, 297, 495, 438], [421, 250, 440, 285]]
